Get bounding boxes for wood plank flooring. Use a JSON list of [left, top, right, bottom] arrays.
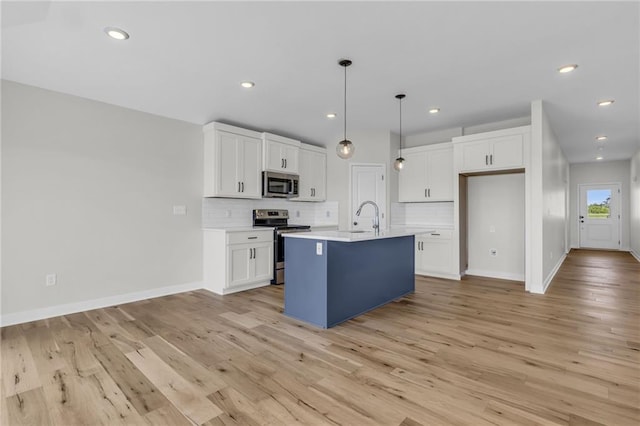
[[2, 249, 639, 425]]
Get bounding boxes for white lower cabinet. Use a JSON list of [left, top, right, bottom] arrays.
[[203, 229, 273, 295], [415, 230, 454, 278]]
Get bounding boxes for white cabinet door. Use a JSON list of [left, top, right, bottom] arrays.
[[426, 148, 453, 201], [461, 140, 491, 172], [253, 243, 274, 282], [239, 136, 262, 198], [491, 134, 523, 169], [415, 231, 453, 276], [295, 146, 326, 201], [398, 143, 453, 202], [281, 144, 299, 173], [204, 123, 263, 199], [216, 131, 241, 196], [458, 133, 524, 172], [398, 150, 428, 202], [263, 135, 300, 173], [228, 245, 252, 288]]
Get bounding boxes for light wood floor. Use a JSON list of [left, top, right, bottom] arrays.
[[2, 249, 639, 425]]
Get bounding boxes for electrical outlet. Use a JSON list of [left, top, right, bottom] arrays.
[[316, 242, 323, 256], [296, 210, 300, 218], [46, 273, 57, 286], [173, 205, 187, 215], [225, 210, 231, 218], [490, 249, 497, 256], [326, 211, 331, 218]]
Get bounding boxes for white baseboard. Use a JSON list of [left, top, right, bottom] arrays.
[[1, 281, 203, 327], [540, 253, 567, 294], [464, 269, 525, 282], [415, 271, 461, 280], [631, 249, 640, 263]]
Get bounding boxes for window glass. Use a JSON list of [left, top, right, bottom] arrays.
[[587, 189, 611, 219]]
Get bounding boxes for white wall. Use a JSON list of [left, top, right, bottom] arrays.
[[530, 100, 569, 293], [569, 160, 631, 250], [1, 81, 203, 324], [467, 174, 525, 281], [631, 150, 640, 260], [326, 130, 395, 230]]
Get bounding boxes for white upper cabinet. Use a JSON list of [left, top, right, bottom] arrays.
[[262, 133, 300, 173], [295, 143, 327, 202], [398, 143, 453, 202], [453, 126, 529, 173], [203, 122, 262, 199]]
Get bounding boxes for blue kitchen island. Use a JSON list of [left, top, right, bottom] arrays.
[[283, 229, 422, 328]]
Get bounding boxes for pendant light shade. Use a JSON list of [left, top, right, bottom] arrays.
[[336, 59, 355, 159], [393, 93, 406, 172]]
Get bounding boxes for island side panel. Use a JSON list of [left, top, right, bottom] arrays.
[[326, 235, 415, 328], [284, 238, 328, 328]]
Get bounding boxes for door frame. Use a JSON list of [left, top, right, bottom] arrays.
[[349, 163, 387, 231], [577, 182, 621, 250]]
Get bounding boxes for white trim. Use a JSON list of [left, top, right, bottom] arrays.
[[415, 272, 461, 281], [631, 249, 640, 263], [465, 269, 525, 282], [214, 281, 270, 295], [537, 252, 567, 294], [0, 281, 203, 327]]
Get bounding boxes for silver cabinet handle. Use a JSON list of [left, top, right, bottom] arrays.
[[490, 154, 493, 165], [238, 182, 241, 192], [424, 189, 428, 198], [241, 182, 244, 192], [284, 159, 287, 168], [485, 155, 488, 165], [249, 248, 253, 259], [431, 233, 440, 236], [247, 236, 258, 239], [428, 188, 431, 197]]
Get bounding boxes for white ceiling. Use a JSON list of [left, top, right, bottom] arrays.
[[2, 1, 638, 163]]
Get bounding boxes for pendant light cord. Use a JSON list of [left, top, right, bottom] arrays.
[[399, 96, 402, 156], [343, 64, 347, 141]]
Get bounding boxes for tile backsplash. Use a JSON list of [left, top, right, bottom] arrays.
[[391, 202, 454, 228], [202, 198, 339, 228]]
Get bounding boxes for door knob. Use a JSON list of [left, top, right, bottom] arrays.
[[579, 215, 584, 219], [580, 220, 584, 223], [353, 221, 358, 226]]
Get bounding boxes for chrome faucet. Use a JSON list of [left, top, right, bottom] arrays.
[[355, 200, 380, 235]]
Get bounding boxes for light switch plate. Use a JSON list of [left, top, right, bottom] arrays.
[[46, 274, 57, 286], [173, 205, 187, 215], [316, 242, 323, 255]]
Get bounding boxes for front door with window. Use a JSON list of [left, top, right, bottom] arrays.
[[579, 183, 620, 249]]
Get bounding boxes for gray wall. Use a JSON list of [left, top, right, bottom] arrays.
[[569, 160, 631, 250], [2, 81, 203, 319]]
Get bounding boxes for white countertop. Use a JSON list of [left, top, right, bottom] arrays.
[[203, 226, 274, 232], [283, 227, 433, 242]]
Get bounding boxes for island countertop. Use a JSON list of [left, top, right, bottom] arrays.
[[282, 227, 433, 242]]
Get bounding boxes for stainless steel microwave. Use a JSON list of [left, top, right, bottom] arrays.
[[262, 171, 299, 198]]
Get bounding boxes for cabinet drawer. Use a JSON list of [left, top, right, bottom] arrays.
[[420, 229, 452, 240], [227, 230, 273, 245]]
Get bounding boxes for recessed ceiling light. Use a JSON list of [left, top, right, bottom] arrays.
[[596, 135, 607, 141], [104, 27, 129, 40], [598, 99, 614, 107], [428, 108, 440, 114], [558, 64, 578, 73], [240, 81, 255, 88], [596, 156, 604, 160], [326, 113, 337, 119]]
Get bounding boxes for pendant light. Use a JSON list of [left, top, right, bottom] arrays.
[[336, 59, 355, 159], [393, 94, 406, 171]]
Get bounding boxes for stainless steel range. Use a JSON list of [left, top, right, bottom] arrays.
[[253, 209, 311, 284]]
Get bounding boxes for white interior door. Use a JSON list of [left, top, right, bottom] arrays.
[[579, 183, 620, 249], [350, 164, 386, 231]]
